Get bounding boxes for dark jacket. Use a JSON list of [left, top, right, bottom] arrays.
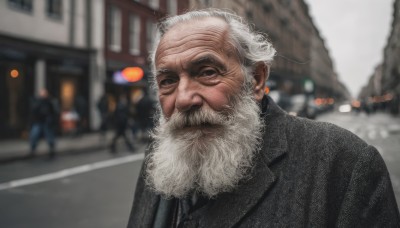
[[127, 96, 400, 227], [31, 97, 57, 125]]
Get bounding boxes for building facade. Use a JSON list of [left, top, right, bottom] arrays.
[[382, 0, 400, 97], [359, 64, 383, 99], [359, 0, 399, 114], [0, 0, 105, 139], [0, 0, 190, 139], [103, 0, 189, 110]]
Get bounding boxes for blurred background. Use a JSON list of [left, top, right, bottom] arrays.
[[0, 0, 399, 227]]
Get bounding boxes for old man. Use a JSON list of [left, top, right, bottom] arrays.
[[128, 9, 400, 227]]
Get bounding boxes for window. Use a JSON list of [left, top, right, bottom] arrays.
[[46, 0, 62, 19], [8, 0, 33, 12], [108, 6, 122, 52], [146, 20, 156, 53], [167, 0, 177, 15], [129, 15, 141, 55], [148, 0, 159, 9]]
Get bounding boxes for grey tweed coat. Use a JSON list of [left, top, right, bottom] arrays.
[[127, 96, 400, 227]]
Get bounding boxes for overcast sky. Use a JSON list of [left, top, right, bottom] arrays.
[[304, 0, 394, 98]]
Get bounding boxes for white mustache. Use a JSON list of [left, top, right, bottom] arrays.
[[166, 108, 228, 131]]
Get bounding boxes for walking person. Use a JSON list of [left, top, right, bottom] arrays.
[[133, 89, 155, 142], [73, 94, 87, 136], [29, 88, 58, 158], [110, 94, 134, 153], [97, 94, 109, 137]]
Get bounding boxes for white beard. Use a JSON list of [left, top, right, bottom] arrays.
[[145, 86, 264, 198]]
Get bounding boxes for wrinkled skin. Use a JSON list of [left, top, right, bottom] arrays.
[[155, 17, 266, 120]]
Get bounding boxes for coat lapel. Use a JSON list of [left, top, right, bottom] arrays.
[[127, 180, 160, 227], [127, 149, 161, 227], [192, 97, 289, 227]]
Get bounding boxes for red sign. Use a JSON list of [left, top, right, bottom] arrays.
[[121, 67, 144, 83]]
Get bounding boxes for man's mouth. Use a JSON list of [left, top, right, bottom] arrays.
[[174, 122, 223, 134]]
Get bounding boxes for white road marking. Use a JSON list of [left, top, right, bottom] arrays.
[[0, 153, 145, 191]]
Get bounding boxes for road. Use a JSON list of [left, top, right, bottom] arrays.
[[0, 111, 399, 227], [0, 147, 145, 228]]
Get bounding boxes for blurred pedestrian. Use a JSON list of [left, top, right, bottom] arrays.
[[110, 94, 134, 153], [134, 89, 155, 142], [29, 88, 58, 158], [73, 94, 87, 136], [389, 94, 400, 116], [97, 94, 109, 136]]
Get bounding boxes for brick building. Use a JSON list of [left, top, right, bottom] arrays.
[[103, 0, 189, 105], [0, 0, 105, 138]]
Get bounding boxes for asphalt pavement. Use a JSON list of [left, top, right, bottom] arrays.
[[0, 132, 114, 163]]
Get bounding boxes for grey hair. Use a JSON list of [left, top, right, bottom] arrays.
[[149, 8, 276, 89]]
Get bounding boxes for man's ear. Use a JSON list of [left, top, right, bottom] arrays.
[[252, 63, 268, 102]]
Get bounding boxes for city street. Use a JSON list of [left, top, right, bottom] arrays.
[[0, 111, 399, 227], [0, 145, 146, 228]]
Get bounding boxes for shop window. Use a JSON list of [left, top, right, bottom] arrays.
[[146, 20, 156, 53], [60, 79, 75, 111], [108, 6, 122, 52], [46, 0, 62, 19], [129, 14, 141, 55], [167, 0, 178, 15], [8, 0, 33, 13]]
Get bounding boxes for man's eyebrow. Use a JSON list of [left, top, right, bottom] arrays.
[[189, 55, 226, 71], [155, 68, 173, 77]]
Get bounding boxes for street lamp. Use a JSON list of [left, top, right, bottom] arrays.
[[10, 69, 20, 78]]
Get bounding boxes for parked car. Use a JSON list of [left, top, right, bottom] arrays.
[[287, 94, 318, 119], [268, 90, 291, 111], [269, 91, 319, 119]]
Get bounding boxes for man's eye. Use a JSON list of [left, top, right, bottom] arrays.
[[199, 69, 217, 77], [159, 78, 177, 87]]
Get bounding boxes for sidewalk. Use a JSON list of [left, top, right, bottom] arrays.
[[0, 132, 113, 163]]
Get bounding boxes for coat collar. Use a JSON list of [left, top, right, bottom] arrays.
[[262, 95, 289, 165], [185, 96, 289, 227]]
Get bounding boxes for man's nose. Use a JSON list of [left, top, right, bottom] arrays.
[[175, 77, 203, 113]]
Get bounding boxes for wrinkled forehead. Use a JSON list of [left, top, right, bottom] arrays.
[[155, 17, 237, 64]]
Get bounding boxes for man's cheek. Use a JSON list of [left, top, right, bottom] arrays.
[[159, 96, 174, 118]]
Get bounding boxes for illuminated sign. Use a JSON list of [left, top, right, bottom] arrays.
[[113, 67, 144, 84], [122, 67, 144, 82]]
